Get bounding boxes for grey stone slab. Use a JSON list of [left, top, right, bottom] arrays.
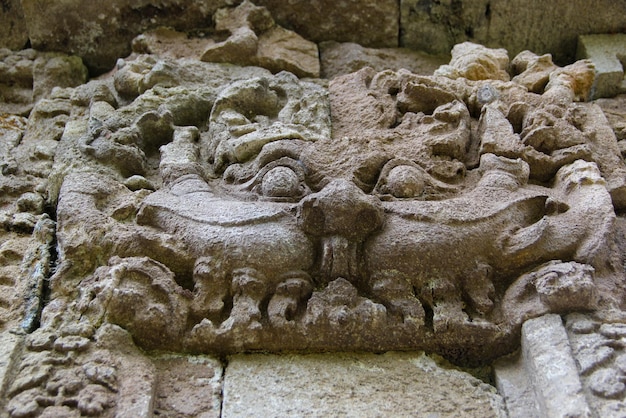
[[222, 352, 506, 418], [577, 34, 626, 99], [493, 353, 541, 418], [522, 314, 591, 418]]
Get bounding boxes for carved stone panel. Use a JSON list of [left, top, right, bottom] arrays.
[[39, 45, 626, 367]]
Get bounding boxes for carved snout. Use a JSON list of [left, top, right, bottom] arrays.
[[297, 179, 384, 242]]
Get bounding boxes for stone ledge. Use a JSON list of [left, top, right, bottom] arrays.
[[577, 34, 626, 99], [222, 352, 506, 417]]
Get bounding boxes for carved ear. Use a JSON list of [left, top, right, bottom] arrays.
[[502, 216, 549, 256]]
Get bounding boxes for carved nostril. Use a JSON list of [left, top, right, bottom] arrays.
[[297, 179, 383, 241], [300, 202, 326, 236], [355, 207, 383, 236]]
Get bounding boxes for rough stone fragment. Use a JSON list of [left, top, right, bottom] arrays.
[[256, 26, 319, 78], [569, 333, 614, 374], [320, 41, 448, 79], [544, 59, 596, 103], [565, 313, 626, 417], [0, 0, 28, 50], [511, 51, 559, 93], [400, 0, 626, 65], [435, 42, 510, 81], [94, 324, 156, 418], [132, 27, 212, 60], [600, 323, 626, 339], [200, 1, 320, 78], [53, 335, 90, 353], [255, 0, 398, 47], [6, 388, 40, 417], [222, 352, 506, 417], [522, 314, 591, 417], [577, 34, 626, 99]]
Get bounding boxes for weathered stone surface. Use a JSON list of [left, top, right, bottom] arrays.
[[131, 2, 320, 78], [435, 42, 510, 81], [597, 94, 626, 141], [401, 0, 626, 65], [0, 114, 49, 333], [21, 0, 234, 74], [201, 1, 319, 78], [493, 352, 542, 418], [511, 50, 559, 93], [255, 0, 399, 47], [131, 27, 211, 60], [26, 45, 621, 368], [0, 49, 87, 116], [0, 332, 23, 411], [223, 352, 506, 417], [320, 41, 448, 79], [577, 34, 626, 99], [0, 0, 28, 50], [566, 313, 626, 417], [0, 4, 626, 413], [153, 355, 223, 418], [522, 314, 591, 417]]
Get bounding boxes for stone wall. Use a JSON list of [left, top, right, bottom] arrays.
[[1, 1, 626, 417], [2, 0, 626, 73]]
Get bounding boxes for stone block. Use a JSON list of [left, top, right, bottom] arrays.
[[320, 41, 448, 79], [255, 0, 399, 47], [0, 0, 28, 50], [401, 0, 626, 65], [222, 352, 506, 417], [20, 0, 233, 75], [577, 34, 626, 99]]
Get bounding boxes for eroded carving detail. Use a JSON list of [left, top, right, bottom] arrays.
[[40, 44, 626, 365]]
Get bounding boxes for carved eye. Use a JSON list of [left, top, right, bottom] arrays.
[[386, 165, 426, 198], [261, 166, 301, 198]]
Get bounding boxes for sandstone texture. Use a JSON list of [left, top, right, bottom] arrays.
[[21, 0, 234, 74], [223, 352, 506, 417], [495, 313, 626, 418], [1, 1, 626, 416], [133, 1, 320, 78], [0, 49, 88, 115], [255, 0, 399, 48], [0, 0, 28, 50], [20, 41, 622, 369], [401, 0, 626, 64], [320, 41, 448, 79], [577, 34, 626, 99]]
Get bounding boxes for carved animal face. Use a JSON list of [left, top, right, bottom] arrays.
[[56, 57, 622, 363]]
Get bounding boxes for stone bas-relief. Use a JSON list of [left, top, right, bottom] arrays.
[[29, 40, 625, 372]]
